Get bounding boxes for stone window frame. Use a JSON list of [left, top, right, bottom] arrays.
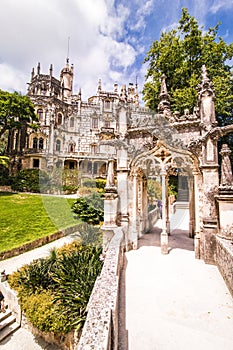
[[70, 116, 75, 128], [33, 137, 38, 149], [104, 99, 111, 110], [37, 108, 43, 122], [92, 117, 99, 129], [56, 139, 62, 152], [90, 143, 98, 154], [57, 113, 63, 125], [33, 158, 40, 168]]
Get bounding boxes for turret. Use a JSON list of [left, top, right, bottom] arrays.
[[60, 58, 74, 100]]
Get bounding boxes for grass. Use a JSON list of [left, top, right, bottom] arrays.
[[0, 192, 78, 253]]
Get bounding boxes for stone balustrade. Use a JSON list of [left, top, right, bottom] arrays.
[[76, 227, 124, 350]]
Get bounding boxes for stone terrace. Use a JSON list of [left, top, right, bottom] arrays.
[[118, 221, 233, 350]]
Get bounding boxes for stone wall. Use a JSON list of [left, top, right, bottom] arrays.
[[21, 314, 80, 350], [148, 207, 160, 230], [216, 236, 233, 297], [0, 224, 80, 260], [76, 227, 124, 350]]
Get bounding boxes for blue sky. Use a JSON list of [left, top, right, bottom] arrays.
[[0, 0, 233, 102]]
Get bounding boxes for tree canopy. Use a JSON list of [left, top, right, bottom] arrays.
[[143, 8, 233, 126], [0, 90, 38, 138]]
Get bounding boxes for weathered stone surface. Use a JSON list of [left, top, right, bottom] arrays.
[[77, 228, 123, 350], [216, 237, 233, 297]]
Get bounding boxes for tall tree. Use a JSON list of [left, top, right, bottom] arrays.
[[0, 90, 38, 138], [143, 8, 233, 125]]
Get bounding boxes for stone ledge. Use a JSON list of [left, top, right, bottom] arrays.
[[77, 228, 124, 350], [216, 236, 233, 297], [0, 224, 80, 261]]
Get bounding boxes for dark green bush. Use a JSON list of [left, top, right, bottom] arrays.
[[11, 169, 50, 193], [72, 193, 104, 225]]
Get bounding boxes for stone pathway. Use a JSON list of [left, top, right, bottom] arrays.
[[118, 221, 233, 350], [0, 232, 80, 275]]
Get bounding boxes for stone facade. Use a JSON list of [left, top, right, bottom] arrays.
[[7, 63, 233, 265]]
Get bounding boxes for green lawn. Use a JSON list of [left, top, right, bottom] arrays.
[[0, 192, 77, 253]]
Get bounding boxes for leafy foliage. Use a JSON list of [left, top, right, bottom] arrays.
[[0, 90, 38, 137], [72, 192, 104, 225], [8, 231, 103, 334], [11, 169, 50, 193], [143, 8, 233, 125]]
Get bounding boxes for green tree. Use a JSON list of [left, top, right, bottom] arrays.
[[0, 90, 38, 138], [143, 8, 233, 125]]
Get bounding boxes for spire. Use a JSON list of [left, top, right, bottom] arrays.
[[49, 64, 53, 77], [197, 65, 216, 128], [120, 85, 127, 102], [37, 62, 40, 75], [114, 82, 118, 93], [31, 67, 35, 80], [158, 74, 170, 114], [98, 79, 102, 92]]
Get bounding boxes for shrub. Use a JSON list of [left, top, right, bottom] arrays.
[[8, 239, 103, 334], [72, 193, 104, 225], [11, 169, 50, 193]]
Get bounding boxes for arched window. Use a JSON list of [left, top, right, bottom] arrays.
[[69, 143, 75, 153], [105, 100, 111, 109], [37, 109, 43, 122], [70, 117, 74, 128], [91, 144, 98, 154], [33, 137, 38, 149], [92, 118, 98, 129], [57, 113, 62, 125], [56, 139, 61, 152], [39, 138, 44, 149]]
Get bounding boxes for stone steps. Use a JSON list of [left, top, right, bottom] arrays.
[[0, 309, 20, 343]]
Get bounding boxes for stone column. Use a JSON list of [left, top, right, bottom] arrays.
[[188, 176, 195, 238], [131, 172, 139, 249], [143, 177, 150, 233], [193, 170, 201, 259], [161, 168, 168, 254], [102, 159, 118, 252], [117, 147, 129, 249], [166, 174, 170, 236]]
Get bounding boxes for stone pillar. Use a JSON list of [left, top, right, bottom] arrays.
[[215, 144, 233, 241], [166, 174, 170, 236], [188, 176, 195, 238], [143, 177, 150, 233], [161, 169, 168, 254], [102, 159, 118, 252], [131, 173, 139, 249], [193, 171, 201, 259], [117, 147, 129, 249], [198, 65, 219, 264]]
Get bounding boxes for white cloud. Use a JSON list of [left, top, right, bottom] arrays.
[[0, 0, 139, 99], [210, 0, 233, 13], [0, 0, 232, 103]]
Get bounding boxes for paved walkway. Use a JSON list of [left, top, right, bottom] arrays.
[[0, 232, 80, 350], [118, 220, 233, 350]]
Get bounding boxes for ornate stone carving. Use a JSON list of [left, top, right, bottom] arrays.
[[220, 144, 233, 187]]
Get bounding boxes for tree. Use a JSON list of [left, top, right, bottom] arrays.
[[143, 8, 233, 125], [0, 90, 38, 138]]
